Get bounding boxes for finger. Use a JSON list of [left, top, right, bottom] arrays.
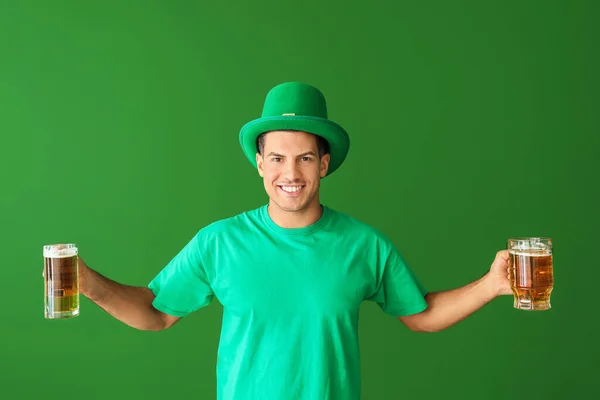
[[496, 250, 510, 261]]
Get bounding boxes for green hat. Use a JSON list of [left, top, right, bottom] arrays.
[[239, 82, 350, 176]]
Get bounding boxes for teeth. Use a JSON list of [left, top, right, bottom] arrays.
[[280, 186, 302, 193]]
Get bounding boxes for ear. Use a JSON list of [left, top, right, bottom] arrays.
[[319, 153, 331, 178], [256, 153, 265, 177]]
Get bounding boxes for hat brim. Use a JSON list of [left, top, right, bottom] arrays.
[[239, 116, 350, 177]]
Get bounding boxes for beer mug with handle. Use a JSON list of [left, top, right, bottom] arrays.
[[43, 244, 80, 319], [508, 237, 554, 310]]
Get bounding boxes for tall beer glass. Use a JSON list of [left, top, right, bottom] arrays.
[[44, 244, 79, 319], [508, 237, 553, 310]]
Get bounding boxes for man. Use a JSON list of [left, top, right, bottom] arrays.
[[75, 82, 513, 399]]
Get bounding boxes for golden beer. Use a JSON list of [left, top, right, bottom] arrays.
[[508, 238, 553, 310], [44, 244, 79, 319]]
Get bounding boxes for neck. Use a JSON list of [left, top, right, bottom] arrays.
[[268, 200, 323, 229]]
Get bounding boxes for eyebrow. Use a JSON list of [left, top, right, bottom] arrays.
[[266, 151, 317, 158]]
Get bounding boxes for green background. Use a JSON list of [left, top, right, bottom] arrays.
[[1, 1, 598, 399]]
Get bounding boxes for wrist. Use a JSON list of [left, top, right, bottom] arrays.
[[479, 273, 501, 301]]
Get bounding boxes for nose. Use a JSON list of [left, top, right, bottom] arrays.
[[281, 160, 302, 182]]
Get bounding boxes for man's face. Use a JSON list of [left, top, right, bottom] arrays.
[[256, 130, 330, 213]]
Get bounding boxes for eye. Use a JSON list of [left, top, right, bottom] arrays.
[[271, 157, 281, 162], [301, 157, 312, 162]]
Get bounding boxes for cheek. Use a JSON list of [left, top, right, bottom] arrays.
[[305, 164, 322, 179], [261, 167, 278, 182]]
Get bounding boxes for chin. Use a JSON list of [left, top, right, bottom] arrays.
[[277, 202, 307, 212], [271, 198, 308, 213]]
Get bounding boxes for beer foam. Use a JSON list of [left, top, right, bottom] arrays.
[[43, 245, 78, 258], [509, 249, 551, 256]]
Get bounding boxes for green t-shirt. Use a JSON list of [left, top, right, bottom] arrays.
[[148, 204, 428, 400]]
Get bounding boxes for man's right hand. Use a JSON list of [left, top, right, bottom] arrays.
[[77, 255, 91, 296], [45, 253, 180, 331]]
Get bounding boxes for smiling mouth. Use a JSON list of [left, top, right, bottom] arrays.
[[278, 185, 305, 194]]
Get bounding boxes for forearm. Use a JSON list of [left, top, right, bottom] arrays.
[[80, 264, 167, 331], [408, 275, 498, 332]]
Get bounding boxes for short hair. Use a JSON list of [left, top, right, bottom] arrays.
[[256, 131, 330, 158]]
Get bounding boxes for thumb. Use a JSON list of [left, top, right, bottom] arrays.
[[491, 250, 511, 270]]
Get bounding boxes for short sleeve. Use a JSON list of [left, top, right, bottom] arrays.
[[148, 232, 214, 317], [367, 245, 428, 317]]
